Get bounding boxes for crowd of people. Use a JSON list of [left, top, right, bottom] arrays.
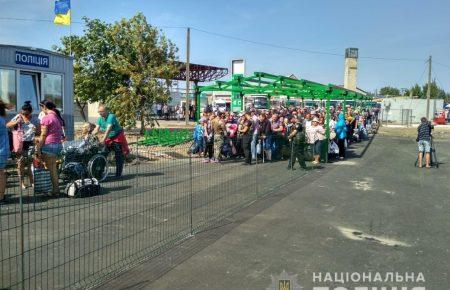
[[189, 104, 378, 168], [155, 103, 196, 121], [0, 100, 128, 203], [0, 97, 378, 203]]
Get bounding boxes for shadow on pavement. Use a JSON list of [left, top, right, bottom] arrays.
[[96, 169, 328, 290]]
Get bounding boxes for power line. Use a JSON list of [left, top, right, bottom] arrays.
[[435, 61, 450, 70], [191, 27, 425, 62], [191, 27, 344, 57], [359, 55, 424, 62], [0, 17, 186, 29], [415, 63, 428, 85], [436, 77, 446, 91], [432, 67, 447, 91], [0, 16, 437, 63]]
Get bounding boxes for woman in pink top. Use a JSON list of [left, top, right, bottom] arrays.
[[37, 100, 64, 195]]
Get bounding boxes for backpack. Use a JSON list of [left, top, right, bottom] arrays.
[[65, 178, 101, 198]]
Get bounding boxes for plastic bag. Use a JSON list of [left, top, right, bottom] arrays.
[[329, 141, 339, 154], [256, 141, 261, 155]]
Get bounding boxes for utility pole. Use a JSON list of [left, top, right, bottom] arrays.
[[426, 55, 432, 120], [185, 27, 191, 125]]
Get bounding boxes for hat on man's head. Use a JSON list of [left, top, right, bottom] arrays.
[[312, 117, 319, 122]]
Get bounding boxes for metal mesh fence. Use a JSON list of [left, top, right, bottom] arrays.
[[1, 129, 309, 290]]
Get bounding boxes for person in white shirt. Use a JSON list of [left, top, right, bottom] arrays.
[[304, 113, 312, 129], [329, 116, 337, 132], [156, 103, 162, 118], [177, 106, 184, 121], [306, 117, 325, 164], [6, 101, 39, 189]]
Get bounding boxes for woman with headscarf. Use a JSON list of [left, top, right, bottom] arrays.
[[334, 113, 348, 160]]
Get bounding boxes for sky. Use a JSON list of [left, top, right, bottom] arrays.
[[1, 0, 450, 93]]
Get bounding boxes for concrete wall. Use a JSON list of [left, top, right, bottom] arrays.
[[380, 97, 443, 124], [87, 102, 100, 124]]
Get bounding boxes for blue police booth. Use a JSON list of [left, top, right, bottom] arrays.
[[0, 44, 74, 137]]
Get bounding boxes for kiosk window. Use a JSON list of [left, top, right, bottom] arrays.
[[0, 69, 17, 110], [43, 74, 63, 109], [20, 72, 40, 111]]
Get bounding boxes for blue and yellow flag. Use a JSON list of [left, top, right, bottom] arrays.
[[54, 0, 71, 26]]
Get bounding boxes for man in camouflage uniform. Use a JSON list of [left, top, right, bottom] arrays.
[[211, 113, 226, 163], [287, 117, 307, 170]]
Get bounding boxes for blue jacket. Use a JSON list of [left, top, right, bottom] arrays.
[[334, 113, 347, 140], [0, 117, 9, 158], [193, 124, 204, 141]]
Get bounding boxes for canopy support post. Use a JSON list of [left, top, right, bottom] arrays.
[[324, 91, 331, 163], [195, 84, 200, 121]]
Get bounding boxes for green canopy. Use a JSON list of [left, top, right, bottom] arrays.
[[197, 72, 371, 101]]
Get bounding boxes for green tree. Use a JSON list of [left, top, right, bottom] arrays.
[[408, 83, 423, 98], [445, 93, 450, 103], [379, 86, 400, 96], [105, 13, 178, 133], [54, 18, 125, 121], [422, 80, 446, 99], [54, 13, 178, 133]]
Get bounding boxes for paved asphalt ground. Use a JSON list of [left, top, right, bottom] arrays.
[[98, 136, 450, 290]]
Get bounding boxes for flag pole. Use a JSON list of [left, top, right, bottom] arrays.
[[69, 24, 72, 56], [69, 9, 72, 56]]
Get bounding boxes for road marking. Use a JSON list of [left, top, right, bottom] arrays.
[[337, 226, 410, 247]]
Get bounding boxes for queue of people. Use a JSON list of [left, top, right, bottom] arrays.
[[0, 97, 376, 203], [0, 101, 128, 203], [189, 104, 377, 168], [155, 103, 196, 121]]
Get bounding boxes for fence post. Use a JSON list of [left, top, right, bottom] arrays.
[[255, 140, 259, 197], [19, 184, 25, 290], [189, 154, 193, 236], [324, 93, 331, 163]]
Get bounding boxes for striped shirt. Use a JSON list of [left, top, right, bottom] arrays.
[[417, 122, 431, 141]]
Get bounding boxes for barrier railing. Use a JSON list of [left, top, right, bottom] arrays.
[[1, 130, 312, 290]]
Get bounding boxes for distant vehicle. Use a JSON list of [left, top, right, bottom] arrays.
[[304, 100, 318, 108], [245, 95, 269, 110], [285, 99, 301, 107], [213, 99, 228, 113]]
